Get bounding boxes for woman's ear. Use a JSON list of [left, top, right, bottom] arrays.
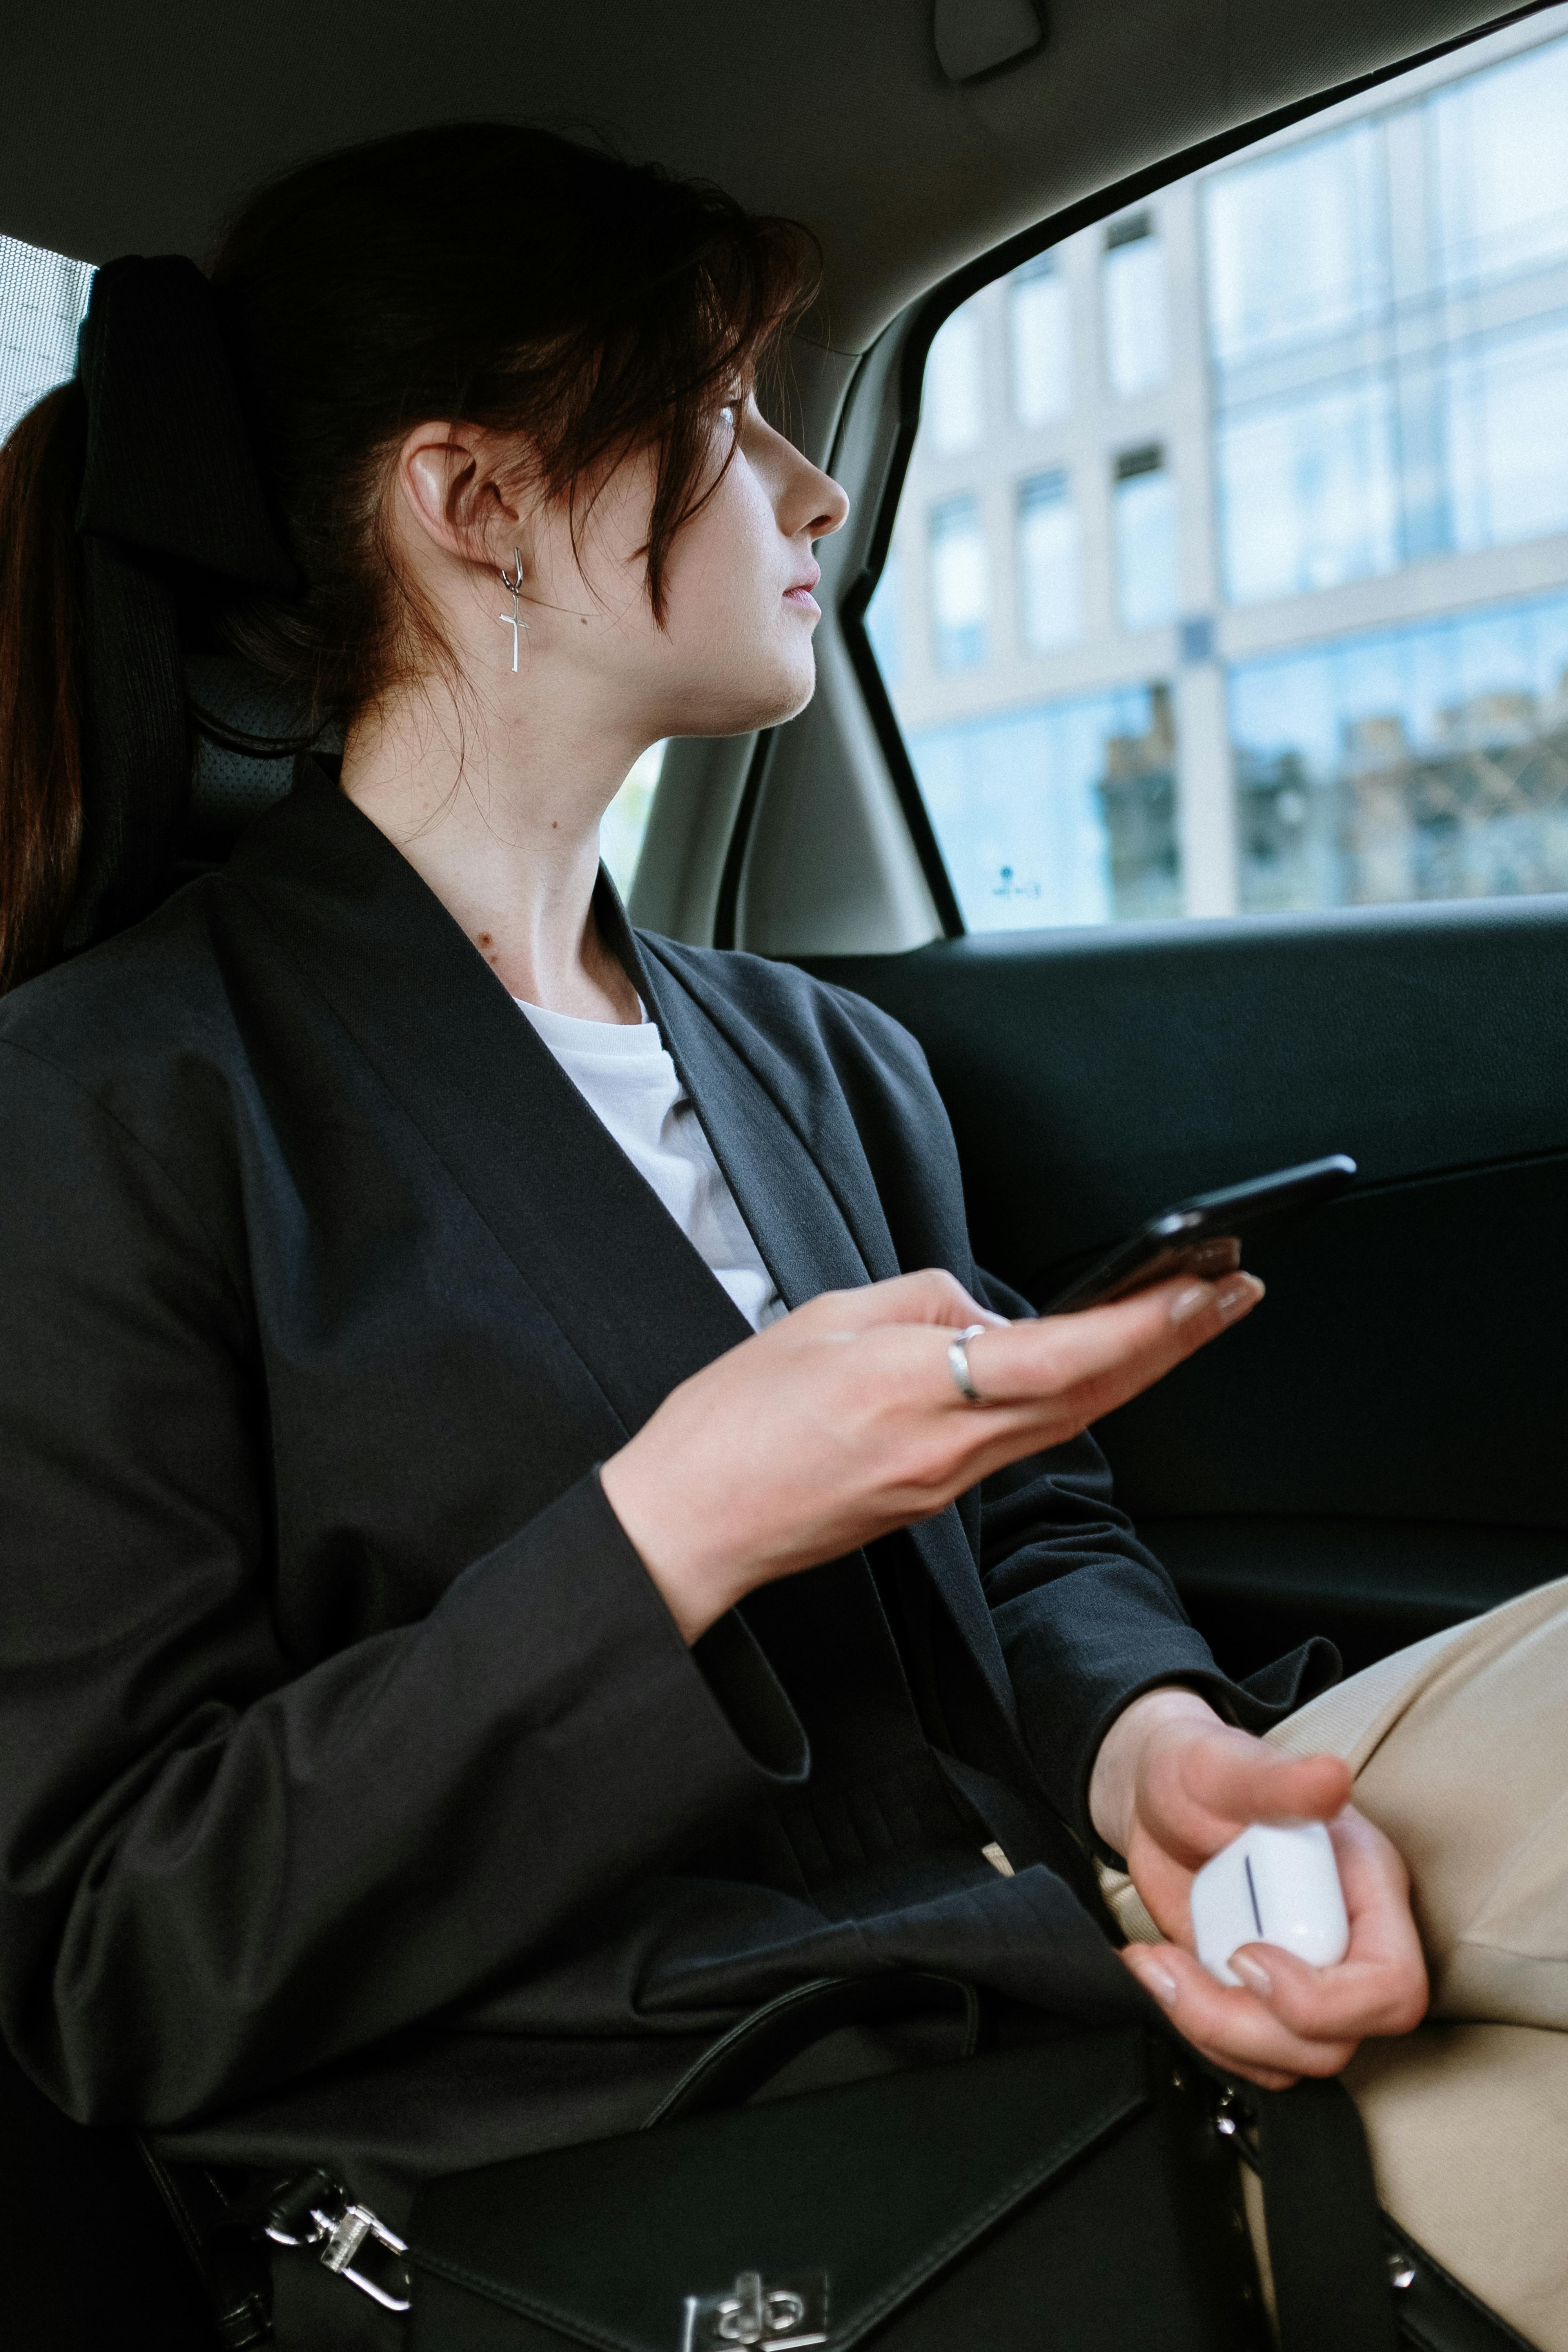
[[394, 420, 530, 572]]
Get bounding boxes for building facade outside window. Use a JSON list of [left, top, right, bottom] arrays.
[[1102, 212, 1171, 398], [1112, 446, 1178, 631], [1009, 254, 1072, 427], [1017, 470, 1081, 652], [865, 8, 1568, 931], [922, 305, 985, 455], [927, 493, 990, 671], [0, 233, 94, 442]]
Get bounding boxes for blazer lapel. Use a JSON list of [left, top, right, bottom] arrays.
[[226, 764, 750, 1445], [629, 926, 1025, 1744]]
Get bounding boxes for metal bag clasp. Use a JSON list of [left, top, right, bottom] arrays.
[[681, 2268, 829, 2351]]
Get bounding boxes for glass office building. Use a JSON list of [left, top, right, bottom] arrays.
[[871, 12, 1568, 927]]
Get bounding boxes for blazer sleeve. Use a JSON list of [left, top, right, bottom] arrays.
[[971, 1268, 1339, 1860], [0, 1040, 806, 2130]]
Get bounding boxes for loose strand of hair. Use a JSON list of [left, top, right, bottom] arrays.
[[0, 386, 87, 995]]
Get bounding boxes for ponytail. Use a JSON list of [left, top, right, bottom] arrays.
[[0, 384, 85, 994]]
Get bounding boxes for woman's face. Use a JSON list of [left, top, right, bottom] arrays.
[[499, 395, 851, 746]]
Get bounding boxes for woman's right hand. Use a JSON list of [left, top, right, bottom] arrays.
[[598, 1266, 1262, 1642]]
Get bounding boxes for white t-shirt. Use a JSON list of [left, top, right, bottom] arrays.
[[515, 996, 786, 1333]]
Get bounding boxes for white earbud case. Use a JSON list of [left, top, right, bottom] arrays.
[[1189, 1820, 1349, 1986]]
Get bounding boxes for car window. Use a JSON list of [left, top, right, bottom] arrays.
[[0, 231, 663, 894], [0, 232, 93, 440], [864, 11, 1568, 931]]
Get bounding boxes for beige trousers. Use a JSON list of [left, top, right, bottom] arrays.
[[1099, 1576, 1568, 2348]]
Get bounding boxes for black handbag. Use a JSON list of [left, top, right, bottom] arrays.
[[158, 1971, 1537, 2352], [402, 1973, 1392, 2352]]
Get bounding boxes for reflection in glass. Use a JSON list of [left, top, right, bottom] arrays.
[[0, 233, 94, 443], [924, 308, 985, 455], [1203, 124, 1387, 367], [1432, 37, 1568, 290], [1009, 256, 1071, 427], [599, 740, 666, 899], [1017, 471, 1081, 653], [1103, 217, 1170, 399], [1231, 591, 1568, 910], [906, 682, 1180, 930], [929, 494, 990, 671], [1216, 376, 1399, 603], [1444, 316, 1568, 552], [1114, 451, 1178, 630]]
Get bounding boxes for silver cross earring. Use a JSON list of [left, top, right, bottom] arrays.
[[497, 549, 528, 673]]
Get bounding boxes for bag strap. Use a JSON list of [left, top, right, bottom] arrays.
[[1249, 2075, 1400, 2352], [645, 1971, 984, 2126]]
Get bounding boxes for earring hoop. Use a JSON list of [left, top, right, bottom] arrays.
[[497, 548, 527, 673]]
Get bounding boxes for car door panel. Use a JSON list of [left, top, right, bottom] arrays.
[[806, 895, 1568, 1675]]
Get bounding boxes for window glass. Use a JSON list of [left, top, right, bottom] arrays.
[[1102, 215, 1170, 397], [866, 10, 1568, 930], [1113, 448, 1178, 630], [1216, 378, 1399, 602], [1203, 124, 1388, 367], [1431, 36, 1568, 287], [1009, 256, 1071, 427], [600, 742, 665, 899], [928, 494, 990, 671], [924, 307, 985, 454], [1233, 592, 1568, 909], [0, 232, 93, 441], [1017, 470, 1080, 652]]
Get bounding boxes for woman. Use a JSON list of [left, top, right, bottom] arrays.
[[0, 123, 1558, 2349]]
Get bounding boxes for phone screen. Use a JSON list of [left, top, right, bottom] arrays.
[[1039, 1155, 1357, 1316]]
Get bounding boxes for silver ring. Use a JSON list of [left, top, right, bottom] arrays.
[[946, 1323, 989, 1405]]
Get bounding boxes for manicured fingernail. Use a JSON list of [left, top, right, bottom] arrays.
[[1231, 1952, 1273, 1996], [1135, 1957, 1180, 2005], [1215, 1274, 1263, 1322], [1169, 1282, 1210, 1325]]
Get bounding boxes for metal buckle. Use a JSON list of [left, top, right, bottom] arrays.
[[265, 2184, 412, 2314], [681, 2269, 829, 2351]]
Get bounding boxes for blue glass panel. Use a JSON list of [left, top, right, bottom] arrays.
[[1114, 468, 1178, 630], [1231, 590, 1568, 909], [907, 682, 1179, 930]]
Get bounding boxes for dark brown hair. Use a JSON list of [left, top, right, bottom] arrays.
[[0, 122, 817, 991]]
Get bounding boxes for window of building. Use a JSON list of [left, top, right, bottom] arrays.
[[1113, 446, 1178, 631], [902, 684, 1178, 930], [1232, 590, 1568, 910], [1102, 212, 1170, 398], [1017, 470, 1080, 653], [0, 232, 94, 442], [928, 494, 990, 671], [860, 13, 1568, 930], [924, 307, 985, 455], [1209, 33, 1568, 607], [1009, 255, 1071, 427]]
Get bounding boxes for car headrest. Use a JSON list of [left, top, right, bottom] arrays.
[[183, 655, 338, 865]]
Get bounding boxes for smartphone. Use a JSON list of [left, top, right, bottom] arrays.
[[1039, 1154, 1357, 1315]]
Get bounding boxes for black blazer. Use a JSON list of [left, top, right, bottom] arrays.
[[0, 760, 1328, 2228]]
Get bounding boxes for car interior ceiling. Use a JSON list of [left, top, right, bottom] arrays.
[[3, 4, 1566, 2331]]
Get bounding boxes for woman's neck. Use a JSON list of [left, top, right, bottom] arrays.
[[339, 680, 646, 1023]]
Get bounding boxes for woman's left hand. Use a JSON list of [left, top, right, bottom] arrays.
[[1088, 1689, 1428, 2088]]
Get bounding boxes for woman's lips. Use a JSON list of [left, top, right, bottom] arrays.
[[784, 562, 822, 615]]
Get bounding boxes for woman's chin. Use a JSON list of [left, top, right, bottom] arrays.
[[671, 655, 818, 738]]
